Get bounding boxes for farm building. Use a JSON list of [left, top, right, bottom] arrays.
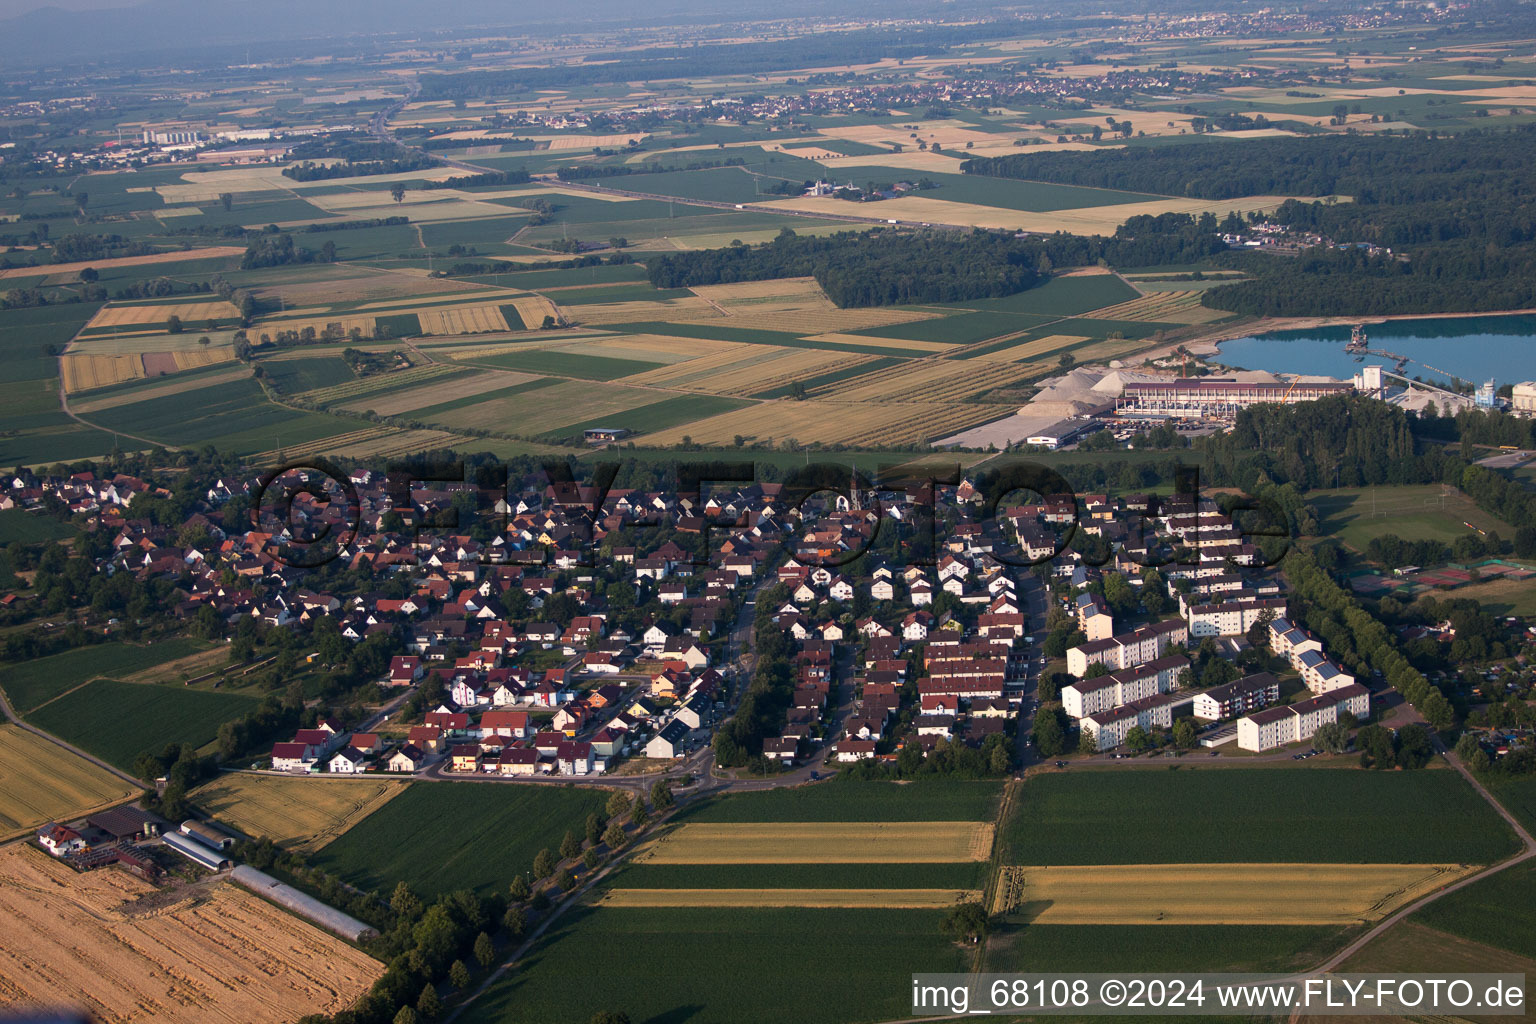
[[182, 819, 236, 850], [86, 806, 166, 843], [231, 865, 377, 942], [162, 831, 233, 870], [584, 427, 630, 444]]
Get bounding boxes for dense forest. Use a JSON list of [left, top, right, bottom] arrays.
[[646, 219, 1223, 308], [965, 127, 1536, 316]]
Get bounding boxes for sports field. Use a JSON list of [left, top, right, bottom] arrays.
[[0, 726, 138, 839], [1312, 485, 1514, 551], [191, 773, 409, 853]]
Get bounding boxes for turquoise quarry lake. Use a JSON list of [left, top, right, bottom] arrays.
[[1216, 314, 1536, 385]]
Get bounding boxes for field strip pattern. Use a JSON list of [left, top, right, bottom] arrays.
[[336, 369, 538, 415], [636, 822, 995, 864], [599, 888, 982, 908], [996, 863, 1479, 925]]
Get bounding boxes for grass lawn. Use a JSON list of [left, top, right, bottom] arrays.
[[0, 638, 209, 714], [458, 906, 965, 1024], [314, 781, 610, 898], [26, 677, 259, 770], [1003, 768, 1518, 864], [683, 779, 1004, 823], [1311, 485, 1513, 552]]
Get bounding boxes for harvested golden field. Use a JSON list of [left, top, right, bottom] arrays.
[[618, 345, 862, 395], [296, 363, 460, 406], [558, 296, 718, 326], [720, 307, 936, 334], [336, 369, 537, 416], [89, 301, 241, 328], [0, 844, 382, 1024], [71, 365, 250, 414], [811, 359, 1035, 403], [191, 774, 408, 853], [0, 247, 245, 281], [507, 294, 561, 329], [254, 314, 377, 341], [999, 863, 1478, 925], [600, 888, 981, 908], [164, 348, 235, 372], [802, 332, 951, 353], [554, 333, 734, 363], [760, 193, 1320, 235], [638, 399, 1003, 447], [61, 353, 143, 393], [635, 821, 995, 864], [248, 428, 473, 466], [415, 303, 510, 335], [1083, 290, 1231, 325], [971, 334, 1090, 364], [689, 278, 829, 303], [0, 727, 137, 840]]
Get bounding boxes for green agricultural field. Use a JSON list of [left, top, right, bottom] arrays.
[[458, 906, 965, 1024], [0, 507, 76, 542], [815, 166, 1164, 212], [497, 303, 526, 329], [987, 923, 1354, 973], [373, 312, 423, 338], [936, 274, 1140, 316], [0, 638, 208, 714], [540, 394, 750, 441], [0, 302, 101, 383], [259, 356, 356, 393], [314, 781, 610, 898], [608, 861, 986, 889], [1412, 859, 1536, 960], [26, 677, 258, 769], [464, 263, 650, 290], [684, 779, 1003, 823], [468, 348, 665, 380], [1484, 772, 1536, 835], [84, 377, 357, 453], [1003, 769, 1517, 864], [542, 283, 696, 306], [1312, 485, 1515, 552], [851, 310, 1054, 345]]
